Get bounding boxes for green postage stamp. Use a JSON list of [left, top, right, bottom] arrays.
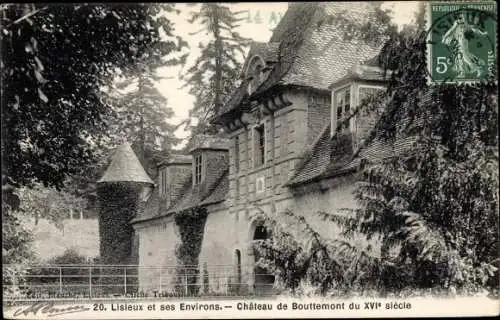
[[427, 1, 497, 83]]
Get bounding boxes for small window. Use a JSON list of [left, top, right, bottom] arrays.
[[247, 57, 264, 94], [253, 124, 265, 167], [234, 135, 240, 173], [333, 86, 351, 133], [256, 176, 265, 194], [159, 169, 168, 197], [194, 154, 203, 185]]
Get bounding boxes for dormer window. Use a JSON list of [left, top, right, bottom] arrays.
[[194, 154, 203, 185], [246, 56, 265, 94], [331, 83, 386, 138], [332, 85, 352, 134]]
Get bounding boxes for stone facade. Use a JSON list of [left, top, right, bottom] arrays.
[[99, 2, 394, 295]]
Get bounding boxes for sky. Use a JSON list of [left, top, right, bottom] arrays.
[[153, 2, 420, 149]]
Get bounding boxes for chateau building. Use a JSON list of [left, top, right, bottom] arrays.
[[98, 2, 414, 294]]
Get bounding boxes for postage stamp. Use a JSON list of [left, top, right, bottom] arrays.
[[427, 1, 497, 83]]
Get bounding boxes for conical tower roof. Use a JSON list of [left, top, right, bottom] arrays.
[[97, 142, 154, 184]]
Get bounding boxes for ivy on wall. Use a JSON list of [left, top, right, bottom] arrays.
[[174, 206, 208, 295], [97, 183, 142, 293], [97, 183, 140, 265]]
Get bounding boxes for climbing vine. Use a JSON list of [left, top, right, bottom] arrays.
[[98, 183, 141, 265], [97, 183, 142, 293], [174, 206, 208, 295]]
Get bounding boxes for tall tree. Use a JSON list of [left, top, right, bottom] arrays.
[[1, 4, 186, 274], [105, 65, 182, 167], [181, 4, 251, 134], [1, 3, 186, 197]]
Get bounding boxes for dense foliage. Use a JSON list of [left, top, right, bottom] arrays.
[[17, 183, 89, 230], [254, 4, 498, 297], [181, 4, 250, 134], [1, 4, 185, 274], [105, 65, 183, 157], [1, 4, 184, 193], [174, 207, 208, 295], [97, 183, 141, 265]]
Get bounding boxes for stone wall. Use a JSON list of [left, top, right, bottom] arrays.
[[228, 89, 313, 217], [287, 174, 380, 253], [28, 218, 99, 261], [135, 216, 181, 294], [132, 87, 381, 293], [307, 92, 331, 145], [197, 202, 276, 294]]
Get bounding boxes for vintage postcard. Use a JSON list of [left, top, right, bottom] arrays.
[[2, 2, 498, 319]]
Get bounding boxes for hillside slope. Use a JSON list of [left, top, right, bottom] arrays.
[[26, 218, 99, 261]]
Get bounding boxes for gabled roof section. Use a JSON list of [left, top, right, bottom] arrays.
[[98, 142, 154, 184], [240, 41, 281, 78], [262, 2, 381, 92], [215, 2, 382, 121]]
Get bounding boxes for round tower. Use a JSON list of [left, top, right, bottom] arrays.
[[97, 142, 154, 266]]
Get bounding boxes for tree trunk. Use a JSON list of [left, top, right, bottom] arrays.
[[137, 73, 146, 163], [212, 5, 223, 119]]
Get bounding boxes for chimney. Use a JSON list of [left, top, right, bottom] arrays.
[[158, 154, 192, 210]]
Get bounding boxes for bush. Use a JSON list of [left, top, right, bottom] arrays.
[[47, 248, 89, 265]]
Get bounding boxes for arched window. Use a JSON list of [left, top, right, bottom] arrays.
[[247, 56, 265, 94]]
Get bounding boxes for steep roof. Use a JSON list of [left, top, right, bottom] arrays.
[[261, 2, 381, 91], [131, 154, 229, 224], [98, 142, 154, 184], [168, 167, 229, 213], [215, 2, 381, 120], [240, 41, 280, 78], [287, 124, 417, 187], [287, 91, 436, 187]]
